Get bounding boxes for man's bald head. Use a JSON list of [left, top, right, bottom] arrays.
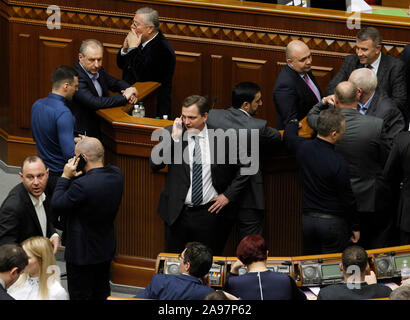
[[75, 137, 104, 163], [348, 68, 377, 94], [334, 81, 359, 107], [286, 40, 312, 73]]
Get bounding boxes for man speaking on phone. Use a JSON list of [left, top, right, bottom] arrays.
[[51, 137, 124, 300]]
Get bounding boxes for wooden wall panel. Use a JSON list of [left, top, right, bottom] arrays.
[[210, 55, 224, 108], [171, 51, 202, 118], [15, 33, 35, 130], [103, 42, 123, 81], [38, 36, 73, 98], [0, 15, 9, 131]]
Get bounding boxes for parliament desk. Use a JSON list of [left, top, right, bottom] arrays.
[[0, 0, 409, 287]]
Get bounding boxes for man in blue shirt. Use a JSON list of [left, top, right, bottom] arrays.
[[31, 65, 78, 176], [135, 242, 214, 300]]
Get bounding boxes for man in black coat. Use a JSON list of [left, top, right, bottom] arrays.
[[0, 156, 60, 253], [326, 27, 407, 123], [401, 44, 410, 127], [51, 137, 124, 300], [348, 67, 405, 148], [150, 95, 249, 255], [71, 39, 138, 140], [117, 7, 176, 118], [273, 39, 322, 129], [0, 244, 28, 300], [207, 82, 281, 239]]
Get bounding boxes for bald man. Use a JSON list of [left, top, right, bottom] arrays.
[[273, 40, 322, 129], [51, 137, 124, 300], [348, 68, 405, 147]]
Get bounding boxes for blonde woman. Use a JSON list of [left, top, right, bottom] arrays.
[[8, 236, 68, 300]]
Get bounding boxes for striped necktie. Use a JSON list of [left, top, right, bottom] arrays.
[[191, 136, 203, 206], [303, 74, 321, 102]]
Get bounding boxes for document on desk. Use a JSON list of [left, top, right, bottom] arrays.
[[308, 286, 321, 296], [383, 282, 399, 290]]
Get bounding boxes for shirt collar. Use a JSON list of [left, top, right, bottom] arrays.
[[370, 53, 381, 71], [0, 278, 5, 290], [28, 192, 46, 207], [79, 62, 99, 80], [358, 91, 375, 113], [48, 92, 69, 104], [188, 124, 208, 140], [239, 108, 251, 117], [142, 31, 159, 49]]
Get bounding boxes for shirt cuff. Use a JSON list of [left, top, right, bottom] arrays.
[[50, 233, 59, 239], [121, 47, 137, 55]]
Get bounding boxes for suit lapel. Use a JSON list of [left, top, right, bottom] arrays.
[[76, 62, 100, 97], [376, 54, 387, 87], [22, 190, 43, 236]]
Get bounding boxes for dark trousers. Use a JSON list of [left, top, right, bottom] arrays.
[[302, 213, 352, 255], [66, 260, 111, 300], [165, 204, 233, 256], [237, 208, 264, 241]]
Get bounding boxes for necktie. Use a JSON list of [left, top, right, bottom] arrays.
[[366, 64, 373, 70], [191, 136, 203, 206], [357, 104, 367, 115], [303, 74, 321, 102]]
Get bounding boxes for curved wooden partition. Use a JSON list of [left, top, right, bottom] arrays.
[[0, 0, 408, 287]]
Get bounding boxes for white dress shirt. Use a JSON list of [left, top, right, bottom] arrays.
[[28, 193, 47, 237], [367, 53, 381, 75], [184, 125, 218, 205]]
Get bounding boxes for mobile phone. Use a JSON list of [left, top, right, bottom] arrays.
[[76, 154, 87, 172]]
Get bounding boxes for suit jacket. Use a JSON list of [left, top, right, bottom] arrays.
[[0, 183, 56, 245], [365, 88, 405, 147], [317, 282, 392, 300], [150, 123, 249, 226], [117, 30, 176, 117], [0, 285, 14, 300], [134, 274, 214, 300], [401, 44, 410, 117], [308, 104, 390, 213], [273, 64, 322, 129], [326, 53, 408, 119], [51, 165, 124, 265], [206, 107, 281, 210], [71, 62, 130, 139], [384, 132, 410, 232]]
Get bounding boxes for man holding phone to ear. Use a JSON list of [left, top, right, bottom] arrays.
[[51, 137, 124, 300]]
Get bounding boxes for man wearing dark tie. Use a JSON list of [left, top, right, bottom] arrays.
[[273, 40, 322, 129], [326, 27, 407, 124], [150, 95, 248, 255], [71, 39, 138, 139]]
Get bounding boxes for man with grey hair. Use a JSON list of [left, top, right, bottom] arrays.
[[349, 67, 405, 147], [72, 39, 138, 139], [308, 81, 390, 249], [285, 107, 359, 254], [326, 27, 407, 123], [273, 40, 322, 129], [51, 137, 124, 300], [117, 7, 176, 118]]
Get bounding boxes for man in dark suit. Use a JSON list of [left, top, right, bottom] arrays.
[[117, 7, 176, 118], [273, 40, 322, 129], [207, 82, 281, 239], [150, 95, 248, 255], [318, 245, 392, 300], [0, 156, 60, 253], [348, 67, 405, 147], [135, 242, 214, 299], [71, 39, 138, 139], [51, 137, 124, 300], [308, 82, 390, 249], [384, 131, 410, 245], [0, 243, 28, 300], [401, 44, 410, 127], [326, 27, 407, 123]]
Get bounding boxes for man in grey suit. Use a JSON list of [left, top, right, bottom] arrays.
[[326, 27, 407, 123], [207, 82, 282, 239], [348, 68, 405, 148], [308, 81, 390, 249]]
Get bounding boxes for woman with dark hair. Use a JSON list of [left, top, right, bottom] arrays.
[[223, 234, 306, 300]]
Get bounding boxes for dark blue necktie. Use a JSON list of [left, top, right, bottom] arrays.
[[191, 136, 203, 206]]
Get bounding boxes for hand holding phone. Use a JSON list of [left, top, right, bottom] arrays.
[[76, 154, 87, 172]]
